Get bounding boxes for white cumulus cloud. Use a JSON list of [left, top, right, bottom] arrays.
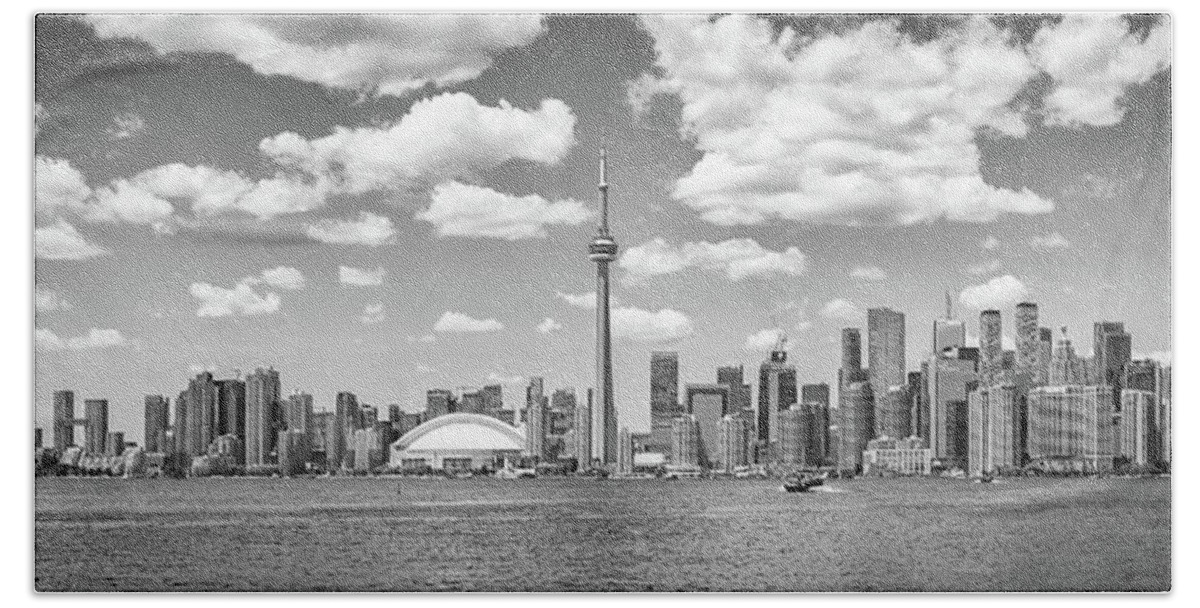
[[260, 92, 576, 194], [612, 307, 694, 343], [35, 221, 108, 260], [743, 328, 784, 352], [820, 298, 863, 323], [307, 212, 397, 247], [433, 311, 505, 333], [190, 279, 281, 317], [1030, 14, 1171, 127], [982, 235, 1002, 251], [536, 317, 563, 334], [86, 14, 545, 96], [260, 266, 306, 290], [418, 181, 592, 240], [35, 157, 92, 220], [338, 265, 386, 287], [35, 286, 71, 312], [850, 266, 888, 281], [619, 237, 806, 282], [637, 14, 1058, 226], [360, 303, 386, 325], [36, 327, 129, 351], [959, 275, 1030, 310], [1030, 231, 1071, 251], [556, 291, 597, 309]]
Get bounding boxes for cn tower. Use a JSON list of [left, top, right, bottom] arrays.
[[589, 148, 619, 465]]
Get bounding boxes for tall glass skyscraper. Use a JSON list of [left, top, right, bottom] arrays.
[[649, 351, 680, 454], [868, 307, 906, 437]]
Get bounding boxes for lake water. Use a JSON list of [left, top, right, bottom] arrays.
[[34, 476, 1170, 592]]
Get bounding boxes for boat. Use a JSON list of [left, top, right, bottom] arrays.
[[782, 471, 827, 493]]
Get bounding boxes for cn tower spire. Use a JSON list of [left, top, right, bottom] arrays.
[[598, 146, 610, 236]]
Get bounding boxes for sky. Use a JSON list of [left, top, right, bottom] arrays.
[[33, 13, 1171, 444]]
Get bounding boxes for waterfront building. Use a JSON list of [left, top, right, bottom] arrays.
[[967, 384, 1019, 477], [53, 389, 75, 450], [671, 414, 701, 468], [245, 367, 281, 467], [718, 364, 753, 434], [330, 391, 361, 470], [589, 149, 620, 466], [105, 431, 125, 457], [617, 426, 633, 474], [35, 428, 42, 449], [574, 395, 592, 469], [650, 351, 681, 454], [837, 327, 873, 474], [979, 310, 1003, 385], [777, 405, 806, 468], [862, 436, 931, 476], [173, 389, 187, 455], [390, 413, 525, 472], [926, 347, 978, 469], [757, 338, 797, 451], [547, 388, 576, 460], [877, 384, 911, 440], [214, 379, 246, 441], [1094, 321, 1132, 389], [181, 372, 218, 459], [1027, 385, 1114, 472], [1119, 389, 1159, 467], [716, 414, 748, 473], [277, 429, 310, 476], [907, 371, 927, 446], [837, 380, 874, 474], [143, 394, 169, 453], [353, 424, 390, 473], [685, 383, 728, 467], [867, 307, 906, 419], [525, 377, 546, 460], [83, 398, 108, 455], [801, 383, 831, 465], [209, 433, 244, 466], [1039, 328, 1054, 382]]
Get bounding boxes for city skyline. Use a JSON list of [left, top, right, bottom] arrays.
[[34, 14, 1171, 446]]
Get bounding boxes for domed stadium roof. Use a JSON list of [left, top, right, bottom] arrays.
[[393, 412, 524, 453]]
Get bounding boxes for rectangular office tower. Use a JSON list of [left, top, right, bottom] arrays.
[[1119, 389, 1160, 467], [671, 414, 701, 468], [649, 351, 680, 454], [685, 383, 728, 468], [967, 384, 1019, 477], [574, 395, 592, 469], [525, 377, 546, 460], [837, 327, 873, 474], [757, 346, 797, 451], [245, 367, 281, 467], [979, 310, 1003, 385], [925, 348, 979, 470], [716, 414, 748, 473], [1027, 385, 1114, 472], [53, 390, 75, 449], [144, 394, 170, 453], [83, 398, 108, 455], [801, 383, 830, 466], [1015, 303, 1044, 385], [867, 308, 906, 406]]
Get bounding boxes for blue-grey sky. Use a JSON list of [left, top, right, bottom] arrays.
[[34, 14, 1171, 443]]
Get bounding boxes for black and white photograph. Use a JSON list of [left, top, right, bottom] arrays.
[[29, 9, 1174, 593]]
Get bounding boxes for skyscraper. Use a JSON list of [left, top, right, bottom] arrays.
[[778, 405, 807, 468], [1050, 328, 1087, 385], [83, 398, 108, 455], [1119, 389, 1159, 467], [329, 391, 360, 470], [801, 383, 831, 464], [1015, 303, 1042, 385], [52, 390, 75, 450], [685, 383, 728, 467], [837, 327, 873, 473], [574, 392, 593, 469], [933, 293, 966, 355], [215, 379, 246, 441], [184, 372, 217, 457], [425, 389, 453, 420], [979, 310, 1003, 385], [589, 148, 619, 466], [1027, 385, 1114, 472], [757, 339, 797, 453], [877, 385, 911, 439], [716, 415, 749, 473], [287, 391, 314, 434], [925, 347, 979, 469], [106, 431, 125, 457], [841, 328, 862, 373], [481, 384, 503, 414], [616, 426, 633, 475], [967, 384, 1018, 477], [525, 377, 546, 460], [671, 414, 701, 468], [143, 394, 169, 454], [245, 367, 281, 467], [649, 351, 680, 453], [867, 307, 906, 433], [1094, 321, 1132, 420]]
